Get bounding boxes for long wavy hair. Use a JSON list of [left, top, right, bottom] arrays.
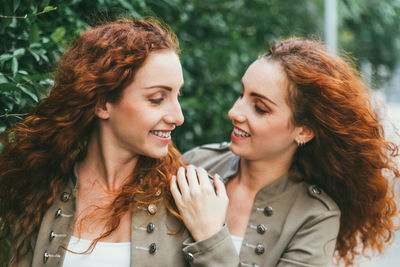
[[264, 38, 399, 266], [0, 18, 184, 265]]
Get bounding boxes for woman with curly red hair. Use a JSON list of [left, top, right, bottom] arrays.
[[172, 38, 400, 266], [0, 18, 194, 267]]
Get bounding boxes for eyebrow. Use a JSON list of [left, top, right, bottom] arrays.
[[241, 81, 277, 106], [145, 83, 184, 92], [145, 85, 172, 91], [250, 92, 277, 106]]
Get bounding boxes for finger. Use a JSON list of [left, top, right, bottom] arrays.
[[170, 175, 182, 203], [176, 166, 190, 195], [186, 165, 200, 188], [214, 174, 227, 197], [197, 167, 212, 188]]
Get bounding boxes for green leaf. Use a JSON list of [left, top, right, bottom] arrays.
[[29, 23, 40, 43], [43, 6, 56, 13], [0, 83, 17, 91], [0, 54, 13, 62], [18, 85, 39, 102], [29, 50, 40, 62], [41, 0, 51, 7], [0, 73, 8, 83], [13, 0, 20, 12], [13, 48, 25, 58], [29, 43, 41, 49], [11, 58, 18, 74], [50, 27, 66, 42]]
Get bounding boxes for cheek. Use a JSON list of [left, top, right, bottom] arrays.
[[255, 117, 292, 140]]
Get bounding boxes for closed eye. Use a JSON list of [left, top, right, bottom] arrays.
[[149, 98, 164, 105], [254, 104, 270, 114]]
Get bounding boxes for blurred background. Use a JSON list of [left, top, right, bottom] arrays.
[[0, 0, 399, 266]]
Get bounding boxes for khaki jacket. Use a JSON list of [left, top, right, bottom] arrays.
[[15, 171, 192, 267], [181, 143, 341, 267]]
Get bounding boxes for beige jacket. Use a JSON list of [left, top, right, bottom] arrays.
[[14, 170, 193, 267], [181, 143, 341, 267], [14, 168, 241, 267]]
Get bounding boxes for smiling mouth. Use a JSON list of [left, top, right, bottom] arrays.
[[233, 127, 251, 137], [150, 130, 171, 138]]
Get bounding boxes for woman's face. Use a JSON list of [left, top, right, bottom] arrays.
[[228, 58, 299, 162], [98, 50, 184, 159]]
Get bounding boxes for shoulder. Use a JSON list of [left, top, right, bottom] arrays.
[[183, 142, 232, 166], [305, 184, 339, 212], [182, 142, 237, 178], [293, 182, 340, 217]]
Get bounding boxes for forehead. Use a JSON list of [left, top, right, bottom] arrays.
[[242, 58, 289, 102], [133, 50, 183, 87]]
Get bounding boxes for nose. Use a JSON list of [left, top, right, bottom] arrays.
[[164, 99, 184, 126], [228, 99, 246, 123]]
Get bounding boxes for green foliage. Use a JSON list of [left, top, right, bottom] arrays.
[[339, 0, 400, 85], [2, 0, 399, 149]]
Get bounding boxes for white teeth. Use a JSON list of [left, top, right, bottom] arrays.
[[151, 131, 171, 138], [234, 127, 250, 137]]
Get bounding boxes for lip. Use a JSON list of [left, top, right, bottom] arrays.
[[233, 125, 250, 135], [231, 126, 251, 141], [231, 131, 249, 141], [150, 130, 173, 144]]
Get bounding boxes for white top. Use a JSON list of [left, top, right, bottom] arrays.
[[230, 235, 243, 255], [63, 236, 131, 267]]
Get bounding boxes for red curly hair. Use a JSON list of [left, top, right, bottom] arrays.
[[0, 18, 184, 265], [264, 38, 399, 266]]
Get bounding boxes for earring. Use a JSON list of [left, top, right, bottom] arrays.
[[296, 138, 305, 146]]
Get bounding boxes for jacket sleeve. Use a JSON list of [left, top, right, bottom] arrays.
[[277, 210, 340, 267], [182, 225, 240, 267]]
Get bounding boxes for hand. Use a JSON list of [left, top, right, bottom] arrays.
[[170, 165, 229, 241]]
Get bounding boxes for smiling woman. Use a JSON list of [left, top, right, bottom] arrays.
[[0, 18, 190, 267], [173, 38, 400, 267]]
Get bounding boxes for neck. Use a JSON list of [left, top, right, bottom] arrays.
[[77, 129, 139, 192], [236, 156, 291, 192]]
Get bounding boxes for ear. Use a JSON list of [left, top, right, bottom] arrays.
[[294, 126, 314, 145], [94, 98, 111, 120]]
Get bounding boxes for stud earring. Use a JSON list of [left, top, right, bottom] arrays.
[[296, 138, 305, 146]]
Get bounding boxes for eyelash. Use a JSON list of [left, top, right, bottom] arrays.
[[254, 104, 269, 114], [150, 98, 164, 105], [239, 92, 269, 115]]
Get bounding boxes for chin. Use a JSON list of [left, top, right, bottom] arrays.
[[146, 148, 169, 159], [229, 143, 246, 157]]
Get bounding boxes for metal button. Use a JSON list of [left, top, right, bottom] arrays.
[[43, 251, 49, 263], [263, 206, 273, 216], [147, 222, 155, 233], [257, 224, 266, 234], [147, 204, 157, 215], [55, 208, 62, 218], [49, 231, 55, 241], [185, 252, 194, 262], [149, 243, 157, 254], [312, 186, 321, 195], [61, 192, 71, 202], [255, 244, 265, 255]]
